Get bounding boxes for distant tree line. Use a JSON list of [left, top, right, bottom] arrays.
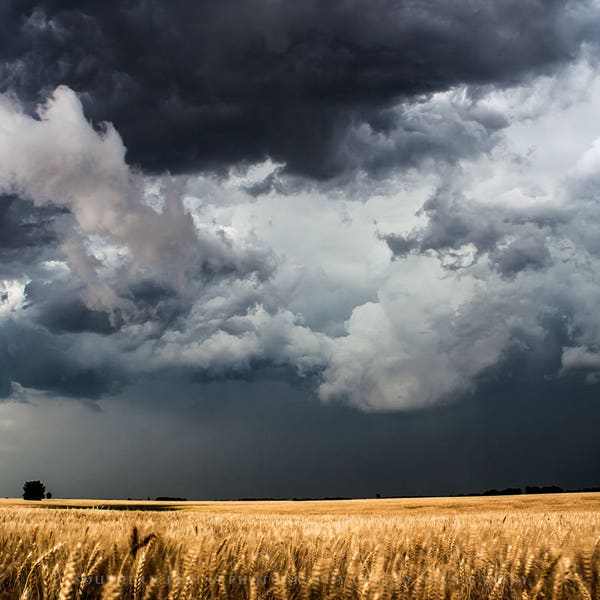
[[20, 480, 600, 502], [155, 497, 187, 501], [463, 485, 600, 497], [480, 486, 566, 496]]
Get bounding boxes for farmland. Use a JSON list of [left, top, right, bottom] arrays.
[[0, 493, 599, 599]]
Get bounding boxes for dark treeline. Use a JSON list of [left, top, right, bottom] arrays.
[[226, 486, 600, 501], [154, 497, 187, 501], [455, 485, 600, 497], [119, 487, 600, 503]]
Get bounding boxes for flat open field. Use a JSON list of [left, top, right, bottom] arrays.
[[1, 493, 599, 599], [4, 491, 600, 514]]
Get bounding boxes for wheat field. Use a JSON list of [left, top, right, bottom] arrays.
[[1, 494, 600, 599]]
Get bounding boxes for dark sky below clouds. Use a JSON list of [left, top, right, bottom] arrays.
[[1, 0, 600, 498], [1, 374, 599, 500]]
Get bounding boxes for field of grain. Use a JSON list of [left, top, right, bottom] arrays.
[[1, 494, 600, 599]]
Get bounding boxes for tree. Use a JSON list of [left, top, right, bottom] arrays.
[[46, 492, 52, 500], [22, 481, 46, 501]]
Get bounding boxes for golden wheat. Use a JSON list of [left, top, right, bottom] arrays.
[[0, 496, 600, 599]]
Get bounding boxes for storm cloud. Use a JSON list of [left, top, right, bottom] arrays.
[[3, 0, 600, 499], [1, 1, 600, 419], [1, 0, 598, 177]]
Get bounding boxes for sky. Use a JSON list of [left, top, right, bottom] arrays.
[[1, 0, 600, 499]]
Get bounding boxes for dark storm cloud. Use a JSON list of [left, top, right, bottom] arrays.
[[24, 279, 116, 335], [21, 277, 194, 339], [0, 194, 63, 268], [383, 186, 561, 277], [0, 319, 124, 399], [1, 0, 600, 415], [0, 0, 596, 177], [3, 0, 600, 505], [488, 233, 553, 279]]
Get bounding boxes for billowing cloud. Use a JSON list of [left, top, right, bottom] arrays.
[[0, 87, 277, 309], [2, 3, 600, 417], [1, 0, 598, 177], [0, 87, 336, 401]]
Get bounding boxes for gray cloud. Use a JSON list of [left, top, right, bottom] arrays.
[[24, 279, 116, 335], [0, 194, 64, 274], [0, 0, 598, 178], [1, 4, 600, 419], [0, 319, 124, 399], [488, 232, 552, 279], [312, 56, 600, 409], [384, 185, 560, 277], [0, 87, 277, 311]]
